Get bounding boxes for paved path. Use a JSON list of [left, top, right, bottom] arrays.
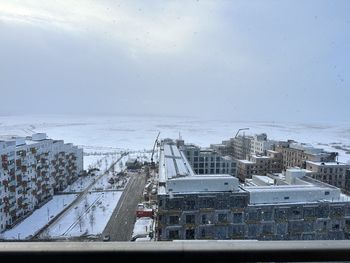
[[32, 153, 128, 239], [102, 171, 146, 241]]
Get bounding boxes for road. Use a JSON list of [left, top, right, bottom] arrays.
[[102, 170, 146, 241]]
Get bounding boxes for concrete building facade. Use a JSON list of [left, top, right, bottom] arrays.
[[182, 144, 236, 176], [236, 150, 283, 181], [0, 133, 83, 232], [250, 133, 276, 156], [306, 161, 350, 190], [276, 142, 337, 170], [232, 135, 253, 160]]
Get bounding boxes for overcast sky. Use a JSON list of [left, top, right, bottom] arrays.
[[0, 0, 349, 122]]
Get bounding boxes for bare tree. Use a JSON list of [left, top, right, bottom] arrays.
[[89, 210, 95, 233], [75, 208, 85, 233]]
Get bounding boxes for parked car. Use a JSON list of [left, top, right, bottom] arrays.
[[102, 235, 110, 241]]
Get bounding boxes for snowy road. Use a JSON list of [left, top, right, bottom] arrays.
[[102, 171, 146, 241]]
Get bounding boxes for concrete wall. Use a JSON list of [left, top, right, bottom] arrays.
[[157, 192, 350, 241]]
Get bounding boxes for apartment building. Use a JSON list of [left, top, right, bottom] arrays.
[[346, 169, 350, 192], [211, 133, 277, 160], [232, 135, 253, 160], [250, 133, 277, 155], [276, 142, 337, 169], [157, 142, 350, 241], [0, 133, 83, 232], [306, 161, 350, 190], [236, 150, 283, 181], [182, 144, 236, 176]]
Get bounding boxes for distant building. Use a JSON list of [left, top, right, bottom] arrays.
[[250, 133, 277, 156], [211, 133, 277, 160], [236, 150, 283, 181], [0, 133, 83, 232], [182, 144, 236, 176], [276, 142, 337, 169], [306, 161, 350, 190], [232, 135, 253, 160], [157, 141, 350, 241], [346, 169, 350, 193]]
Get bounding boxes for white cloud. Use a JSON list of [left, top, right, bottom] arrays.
[[0, 0, 219, 56]]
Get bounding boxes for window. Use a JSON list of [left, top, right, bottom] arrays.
[[184, 200, 195, 210], [218, 213, 227, 223], [186, 214, 195, 224], [200, 228, 206, 238], [185, 229, 195, 239], [201, 214, 207, 224], [168, 230, 179, 240], [169, 216, 179, 225], [233, 213, 243, 224]]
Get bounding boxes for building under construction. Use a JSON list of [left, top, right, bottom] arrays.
[[156, 141, 350, 241]]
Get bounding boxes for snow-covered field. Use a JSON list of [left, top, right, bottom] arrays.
[[1, 194, 77, 240], [0, 115, 349, 163], [44, 191, 122, 238]]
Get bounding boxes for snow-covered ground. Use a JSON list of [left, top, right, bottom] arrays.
[[1, 194, 77, 240], [64, 175, 97, 193], [64, 154, 129, 193], [44, 191, 122, 238], [0, 115, 349, 163]]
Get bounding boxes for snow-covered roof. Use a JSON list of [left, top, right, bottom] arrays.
[[160, 144, 194, 182], [243, 169, 346, 205], [306, 161, 349, 166], [251, 155, 270, 159], [238, 160, 255, 164], [132, 217, 153, 238]]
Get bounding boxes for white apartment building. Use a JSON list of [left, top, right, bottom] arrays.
[[250, 133, 276, 156], [0, 133, 83, 232]]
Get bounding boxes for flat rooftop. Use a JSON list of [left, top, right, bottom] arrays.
[[306, 161, 349, 166], [238, 160, 255, 164]]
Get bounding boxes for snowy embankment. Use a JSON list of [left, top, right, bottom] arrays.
[[1, 194, 77, 240], [44, 191, 122, 238]]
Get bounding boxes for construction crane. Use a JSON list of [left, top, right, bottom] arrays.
[[150, 131, 160, 168], [235, 128, 249, 138]]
